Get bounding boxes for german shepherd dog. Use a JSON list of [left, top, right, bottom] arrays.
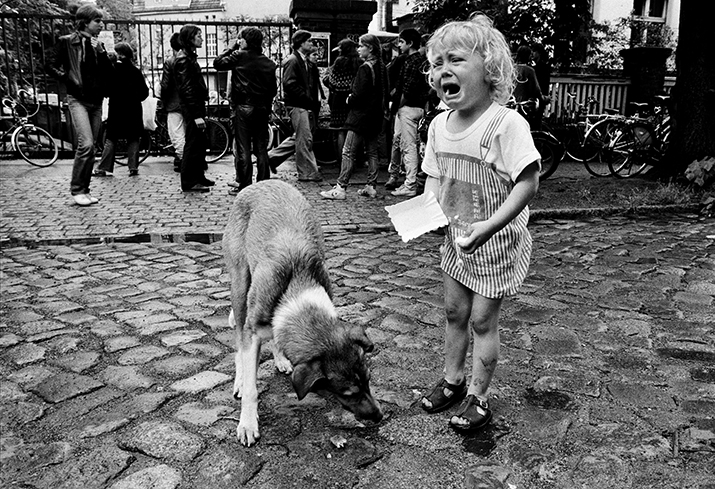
[[223, 180, 383, 446]]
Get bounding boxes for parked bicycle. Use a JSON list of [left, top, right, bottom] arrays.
[[547, 92, 622, 177], [507, 98, 565, 181], [0, 89, 58, 167], [606, 95, 672, 178]]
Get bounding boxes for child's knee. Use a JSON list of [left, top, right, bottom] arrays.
[[469, 314, 498, 336]]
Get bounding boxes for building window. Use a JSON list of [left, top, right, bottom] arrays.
[[206, 33, 217, 57], [634, 0, 667, 20]]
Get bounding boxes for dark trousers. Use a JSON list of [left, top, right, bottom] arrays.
[[181, 113, 208, 190], [233, 104, 270, 189]]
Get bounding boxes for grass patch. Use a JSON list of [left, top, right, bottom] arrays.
[[623, 182, 695, 208]]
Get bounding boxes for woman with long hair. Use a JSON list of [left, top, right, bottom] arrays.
[[323, 38, 362, 157], [175, 24, 213, 192], [320, 34, 389, 200]]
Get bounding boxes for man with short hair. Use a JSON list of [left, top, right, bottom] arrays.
[[160, 32, 185, 173], [267, 30, 322, 182], [214, 27, 277, 193], [390, 28, 430, 197], [46, 3, 113, 206]]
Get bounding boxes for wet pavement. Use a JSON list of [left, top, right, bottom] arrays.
[[1, 156, 714, 488]]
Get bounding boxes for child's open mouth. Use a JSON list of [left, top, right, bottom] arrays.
[[442, 82, 460, 96]]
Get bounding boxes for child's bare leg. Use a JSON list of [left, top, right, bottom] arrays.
[[466, 294, 501, 397], [443, 274, 473, 386], [451, 293, 502, 429], [421, 274, 472, 411]]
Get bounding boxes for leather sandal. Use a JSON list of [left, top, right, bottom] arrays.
[[449, 394, 492, 433], [421, 378, 467, 413]]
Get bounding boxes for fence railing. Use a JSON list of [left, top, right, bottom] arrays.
[[546, 74, 676, 122], [0, 13, 291, 154]]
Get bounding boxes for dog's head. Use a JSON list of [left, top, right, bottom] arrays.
[[291, 324, 383, 423]]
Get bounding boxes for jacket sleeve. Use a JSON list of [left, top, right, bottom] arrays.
[[45, 39, 68, 82], [282, 57, 312, 106], [159, 59, 172, 103], [348, 64, 372, 109], [175, 58, 205, 119], [213, 47, 237, 71]]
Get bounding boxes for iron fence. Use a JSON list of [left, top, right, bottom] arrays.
[[0, 13, 292, 155]]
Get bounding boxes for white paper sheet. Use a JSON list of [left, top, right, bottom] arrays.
[[384, 191, 448, 243]]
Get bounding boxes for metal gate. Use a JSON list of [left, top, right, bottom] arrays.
[[0, 13, 292, 155]]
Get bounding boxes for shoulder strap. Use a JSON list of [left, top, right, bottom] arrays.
[[479, 106, 510, 160]]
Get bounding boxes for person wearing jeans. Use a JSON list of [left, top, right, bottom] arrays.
[[390, 28, 431, 198], [160, 32, 186, 173], [320, 34, 388, 200], [46, 4, 113, 206], [213, 26, 277, 193], [268, 30, 322, 181]]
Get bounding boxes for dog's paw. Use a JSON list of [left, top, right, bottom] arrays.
[[237, 421, 260, 446], [274, 355, 293, 374]]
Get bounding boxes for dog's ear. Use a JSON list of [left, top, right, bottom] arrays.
[[291, 360, 325, 400], [349, 326, 374, 353]]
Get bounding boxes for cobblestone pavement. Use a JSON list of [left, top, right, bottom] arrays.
[[1, 157, 714, 488]]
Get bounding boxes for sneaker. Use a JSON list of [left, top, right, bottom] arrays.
[[391, 185, 417, 197], [227, 181, 241, 188], [72, 194, 92, 206], [86, 194, 99, 204], [92, 170, 112, 177], [319, 185, 346, 200], [357, 185, 377, 198], [384, 176, 400, 190]]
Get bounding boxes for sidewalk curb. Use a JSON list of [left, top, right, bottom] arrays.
[[0, 204, 702, 249]]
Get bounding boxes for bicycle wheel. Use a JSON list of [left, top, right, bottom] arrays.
[[607, 123, 651, 178], [532, 132, 562, 181], [13, 125, 58, 167], [582, 118, 625, 177], [563, 123, 599, 163], [205, 118, 230, 163]]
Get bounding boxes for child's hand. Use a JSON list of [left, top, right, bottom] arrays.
[[455, 221, 495, 254]]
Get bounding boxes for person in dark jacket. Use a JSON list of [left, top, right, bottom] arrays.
[[160, 32, 185, 173], [320, 33, 388, 200], [46, 3, 113, 206], [531, 43, 551, 130], [214, 26, 277, 193], [389, 28, 431, 197], [175, 24, 212, 192], [93, 43, 149, 177], [513, 45, 542, 129], [267, 30, 323, 181], [323, 38, 361, 159]]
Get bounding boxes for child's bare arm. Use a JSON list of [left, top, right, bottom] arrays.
[[457, 161, 540, 254], [424, 175, 440, 197]]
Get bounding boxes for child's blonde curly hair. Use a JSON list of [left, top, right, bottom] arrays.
[[426, 13, 515, 105]]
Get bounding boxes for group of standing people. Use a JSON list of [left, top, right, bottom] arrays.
[[47, 5, 215, 205]]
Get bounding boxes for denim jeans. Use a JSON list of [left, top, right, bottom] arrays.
[[67, 95, 102, 195], [233, 104, 270, 189], [396, 105, 424, 190], [337, 130, 379, 188], [289, 106, 321, 180]]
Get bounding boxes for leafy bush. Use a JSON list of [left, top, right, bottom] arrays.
[[684, 157, 715, 189]]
